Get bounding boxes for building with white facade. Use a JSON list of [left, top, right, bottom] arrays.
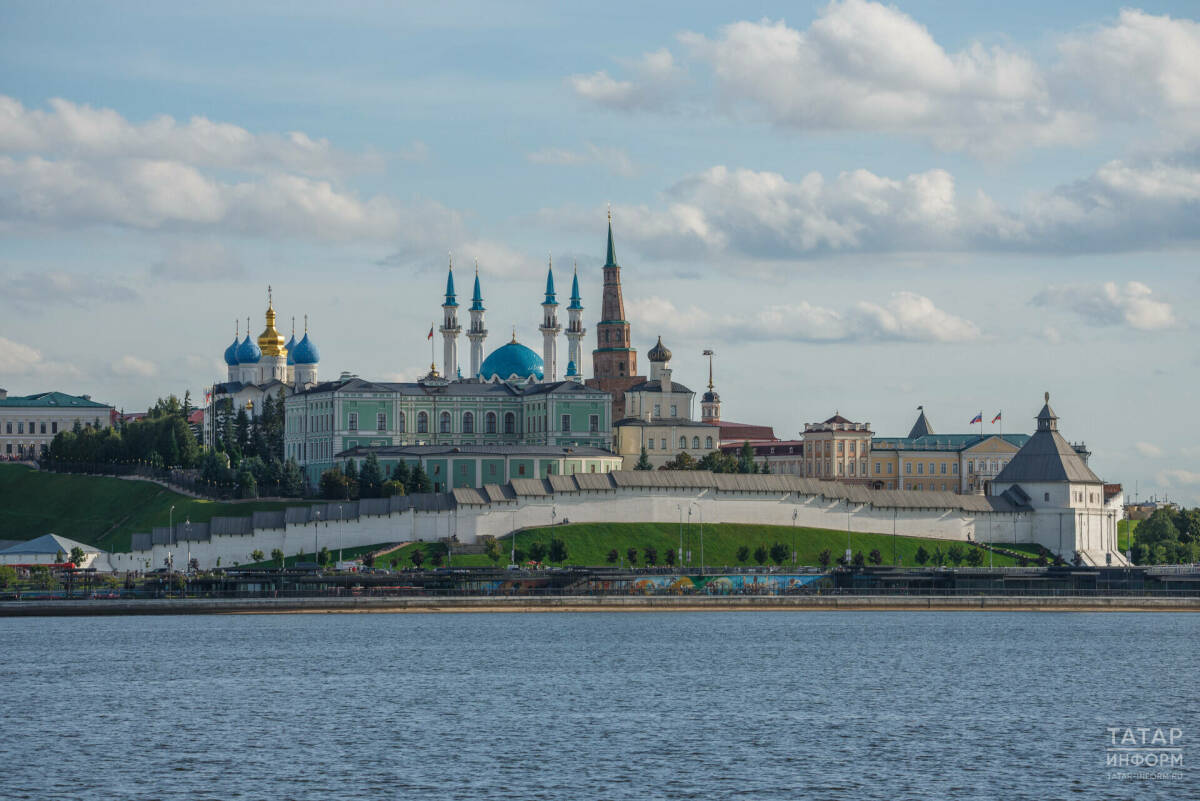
[[0, 390, 114, 460]]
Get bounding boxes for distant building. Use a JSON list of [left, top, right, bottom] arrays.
[[0, 533, 108, 570], [719, 439, 805, 475], [0, 389, 115, 460], [802, 414, 874, 483]]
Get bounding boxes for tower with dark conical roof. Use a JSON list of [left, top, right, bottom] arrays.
[[586, 209, 645, 418]]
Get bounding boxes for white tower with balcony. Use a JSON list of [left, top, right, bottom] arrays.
[[440, 258, 462, 381], [539, 258, 561, 382], [565, 263, 586, 383]]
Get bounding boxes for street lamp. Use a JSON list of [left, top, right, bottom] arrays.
[[687, 506, 693, 565], [676, 504, 683, 568], [690, 503, 704, 575], [338, 504, 343, 568], [169, 505, 176, 547], [511, 508, 518, 566], [792, 508, 798, 565]]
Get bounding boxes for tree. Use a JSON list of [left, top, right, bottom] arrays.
[[69, 546, 86, 567], [251, 549, 264, 563], [868, 549, 883, 566], [661, 452, 698, 470], [392, 460, 411, 486], [644, 546, 658, 566], [485, 538, 502, 565], [31, 566, 57, 590], [664, 547, 676, 567], [626, 547, 638, 565], [606, 549, 619, 565], [318, 547, 331, 567], [271, 548, 285, 568], [236, 466, 258, 499], [320, 467, 350, 500], [852, 550, 865, 567], [548, 538, 568, 564], [914, 546, 930, 565], [698, 450, 739, 473], [738, 441, 759, 474], [343, 459, 360, 499], [0, 565, 16, 588], [234, 407, 251, 455], [634, 447, 653, 470], [408, 464, 432, 495], [429, 549, 444, 568], [931, 547, 946, 567], [966, 548, 984, 567], [528, 542, 548, 563], [817, 549, 831, 568], [753, 544, 768, 565], [410, 547, 425, 568], [769, 543, 789, 565], [736, 545, 750, 564], [947, 543, 965, 566], [759, 460, 771, 474], [359, 453, 385, 498], [381, 480, 405, 498], [56, 549, 66, 564], [363, 553, 376, 568], [281, 458, 305, 497]]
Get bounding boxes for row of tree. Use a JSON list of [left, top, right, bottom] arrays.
[[49, 394, 201, 469], [1131, 506, 1200, 564], [635, 442, 770, 474], [318, 455, 434, 500]]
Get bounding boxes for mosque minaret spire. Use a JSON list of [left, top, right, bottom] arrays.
[[467, 258, 488, 380], [539, 255, 561, 382], [565, 260, 586, 383], [440, 254, 462, 381]]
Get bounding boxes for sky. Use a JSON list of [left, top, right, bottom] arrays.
[[0, 0, 1197, 503]]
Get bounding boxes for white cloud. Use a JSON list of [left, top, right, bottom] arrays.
[[569, 48, 686, 111], [151, 240, 242, 283], [0, 269, 140, 308], [1157, 469, 1200, 486], [1032, 282, 1176, 331], [0, 337, 80, 379], [111, 355, 158, 378], [527, 143, 635, 177], [1136, 441, 1164, 458], [627, 291, 979, 345]]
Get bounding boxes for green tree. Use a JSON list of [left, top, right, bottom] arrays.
[[31, 566, 57, 590], [966, 548, 985, 567], [644, 546, 658, 566], [634, 447, 653, 470], [606, 549, 619, 565], [528, 542, 548, 563], [738, 441, 759, 474], [548, 538, 568, 564], [914, 546, 930, 565], [271, 548, 285, 568], [664, 547, 676, 567], [868, 548, 883, 566], [234, 407, 251, 455], [769, 542, 789, 565], [236, 466, 258, 499], [408, 464, 432, 494], [852, 550, 866, 567], [359, 452, 385, 498], [626, 547, 638, 565], [320, 467, 350, 500], [410, 547, 425, 569], [281, 458, 305, 497], [931, 547, 947, 567], [391, 460, 411, 486], [698, 450, 739, 473], [0, 565, 16, 588], [947, 543, 965, 566], [485, 538, 502, 565], [662, 452, 698, 470], [429, 548, 444, 568], [251, 549, 265, 563], [736, 545, 750, 563], [381, 480, 405, 498], [318, 547, 331, 567], [363, 553, 376, 568], [69, 546, 86, 566], [817, 549, 831, 568], [753, 544, 768, 565]]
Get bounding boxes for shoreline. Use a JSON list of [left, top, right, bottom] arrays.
[[2, 595, 1198, 616]]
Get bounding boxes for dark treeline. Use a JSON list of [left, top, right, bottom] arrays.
[[317, 453, 432, 500], [1132, 506, 1200, 565], [636, 441, 771, 474]]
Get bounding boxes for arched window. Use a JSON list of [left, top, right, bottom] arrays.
[[417, 411, 428, 434], [397, 411, 406, 433], [462, 411, 474, 434], [705, 436, 713, 449], [692, 436, 700, 449], [486, 411, 497, 434], [440, 411, 452, 434], [504, 412, 515, 434], [679, 436, 687, 449]]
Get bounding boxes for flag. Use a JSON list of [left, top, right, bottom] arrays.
[[991, 412, 1002, 424], [969, 412, 983, 424], [427, 326, 434, 340], [204, 390, 211, 404]]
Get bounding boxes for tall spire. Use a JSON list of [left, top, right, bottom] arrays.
[[444, 254, 457, 307], [605, 205, 617, 267], [544, 254, 557, 304], [470, 259, 484, 311], [568, 261, 583, 310]]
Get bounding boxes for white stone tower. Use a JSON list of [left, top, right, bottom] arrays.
[[565, 262, 586, 383], [467, 260, 488, 380], [440, 257, 462, 381], [539, 257, 561, 382]]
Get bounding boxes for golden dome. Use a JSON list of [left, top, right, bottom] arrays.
[[257, 286, 288, 358]]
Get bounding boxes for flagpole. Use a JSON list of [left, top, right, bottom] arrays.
[[430, 322, 435, 371]]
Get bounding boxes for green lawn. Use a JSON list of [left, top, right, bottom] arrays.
[[376, 522, 1027, 569], [0, 464, 307, 552], [239, 542, 400, 569]]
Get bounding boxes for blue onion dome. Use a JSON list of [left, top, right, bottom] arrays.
[[285, 334, 297, 365], [479, 339, 544, 381], [236, 334, 261, 364], [292, 332, 320, 365], [702, 390, 720, 403], [223, 336, 239, 366], [566, 359, 578, 377], [647, 336, 671, 363]]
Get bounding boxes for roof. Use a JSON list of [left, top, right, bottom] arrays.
[[0, 391, 112, 409], [0, 533, 103, 556], [647, 336, 671, 362], [823, 414, 854, 425], [337, 444, 617, 459], [289, 376, 606, 399], [717, 421, 776, 441], [872, 433, 1030, 452], [187, 409, 205, 424], [614, 418, 718, 428], [994, 399, 1102, 484], [606, 218, 618, 266], [479, 341, 543, 382], [908, 409, 934, 438], [627, 379, 692, 394]]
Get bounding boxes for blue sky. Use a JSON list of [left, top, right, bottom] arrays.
[[1, 1, 1197, 503]]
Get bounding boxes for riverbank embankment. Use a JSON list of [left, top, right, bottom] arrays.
[[2, 595, 1198, 616]]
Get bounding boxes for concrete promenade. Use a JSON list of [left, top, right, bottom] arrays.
[[2, 595, 1198, 616]]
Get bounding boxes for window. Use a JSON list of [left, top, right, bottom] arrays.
[[40, 422, 46, 434], [837, 462, 844, 475], [377, 412, 386, 431], [462, 412, 474, 434], [660, 438, 666, 449], [417, 412, 429, 434], [397, 412, 406, 433], [4, 444, 9, 454], [952, 464, 958, 474], [849, 441, 856, 455], [670, 405, 677, 417], [486, 412, 497, 434], [348, 412, 358, 431], [824, 442, 831, 456], [17, 422, 23, 434], [460, 463, 468, 475], [692, 436, 700, 449], [874, 462, 881, 474], [905, 463, 912, 474], [915, 482, 922, 491], [504, 412, 515, 434], [968, 460, 974, 473], [887, 463, 893, 474], [917, 463, 924, 475], [561, 414, 570, 432], [940, 462, 946, 474], [837, 441, 844, 454], [518, 464, 526, 476], [1044, 492, 1050, 502], [589, 414, 599, 433], [705, 436, 713, 449], [679, 436, 687, 449], [928, 462, 935, 474], [648, 438, 655, 450], [440, 411, 451, 434], [849, 462, 855, 475], [654, 404, 661, 417], [4, 422, 9, 433]]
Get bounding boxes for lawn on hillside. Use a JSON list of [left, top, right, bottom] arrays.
[[378, 523, 1028, 569], [0, 464, 306, 552]]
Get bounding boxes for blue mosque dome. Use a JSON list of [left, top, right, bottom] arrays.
[[223, 336, 239, 366], [479, 339, 543, 381], [285, 334, 297, 365], [236, 334, 261, 364], [292, 333, 320, 365]]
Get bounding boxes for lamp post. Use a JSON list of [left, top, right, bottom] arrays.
[[338, 504, 343, 568], [677, 504, 684, 568], [792, 508, 798, 565], [169, 505, 176, 547], [511, 508, 518, 566], [314, 509, 320, 568], [686, 506, 693, 565], [691, 503, 704, 575]]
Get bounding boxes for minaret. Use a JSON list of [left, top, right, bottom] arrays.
[[539, 255, 561, 382], [701, 348, 721, 423], [440, 256, 461, 381], [592, 208, 637, 380], [467, 259, 487, 380], [565, 261, 586, 384]]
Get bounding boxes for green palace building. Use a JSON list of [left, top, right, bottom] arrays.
[[285, 261, 614, 488]]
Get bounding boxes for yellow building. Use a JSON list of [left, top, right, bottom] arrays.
[[869, 409, 1028, 492], [801, 414, 874, 482]]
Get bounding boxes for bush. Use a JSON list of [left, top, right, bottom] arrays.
[[528, 542, 547, 563], [606, 549, 619, 564], [868, 549, 883, 566], [381, 480, 405, 498], [644, 546, 658, 566], [736, 545, 750, 564], [753, 545, 768, 565], [914, 546, 930, 565], [817, 549, 831, 568], [769, 543, 789, 565], [626, 547, 638, 565]]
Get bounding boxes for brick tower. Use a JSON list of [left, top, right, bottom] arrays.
[[586, 210, 644, 420]]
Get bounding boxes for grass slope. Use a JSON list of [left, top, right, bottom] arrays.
[[0, 464, 303, 552], [375, 522, 1027, 569]]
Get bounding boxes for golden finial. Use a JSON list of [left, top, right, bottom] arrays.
[[267, 284, 273, 310], [304, 314, 308, 334], [573, 259, 578, 275], [511, 326, 517, 343], [448, 251, 453, 270], [607, 202, 611, 222], [1045, 391, 1050, 403], [474, 257, 478, 275]]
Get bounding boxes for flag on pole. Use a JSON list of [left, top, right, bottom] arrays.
[[991, 412, 1002, 423], [969, 412, 983, 424], [204, 390, 211, 404], [427, 325, 434, 340]]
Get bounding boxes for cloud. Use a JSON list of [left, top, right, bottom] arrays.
[[627, 291, 980, 345], [0, 95, 377, 176], [527, 143, 635, 177], [568, 49, 686, 111], [0, 269, 140, 309], [1157, 469, 1200, 486], [1032, 282, 1176, 331], [0, 336, 80, 379], [111, 355, 157, 378], [151, 240, 242, 282], [1135, 441, 1164, 458]]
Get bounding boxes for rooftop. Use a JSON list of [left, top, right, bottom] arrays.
[[0, 391, 112, 409]]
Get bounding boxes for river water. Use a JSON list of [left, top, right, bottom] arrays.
[[1, 611, 1195, 800]]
